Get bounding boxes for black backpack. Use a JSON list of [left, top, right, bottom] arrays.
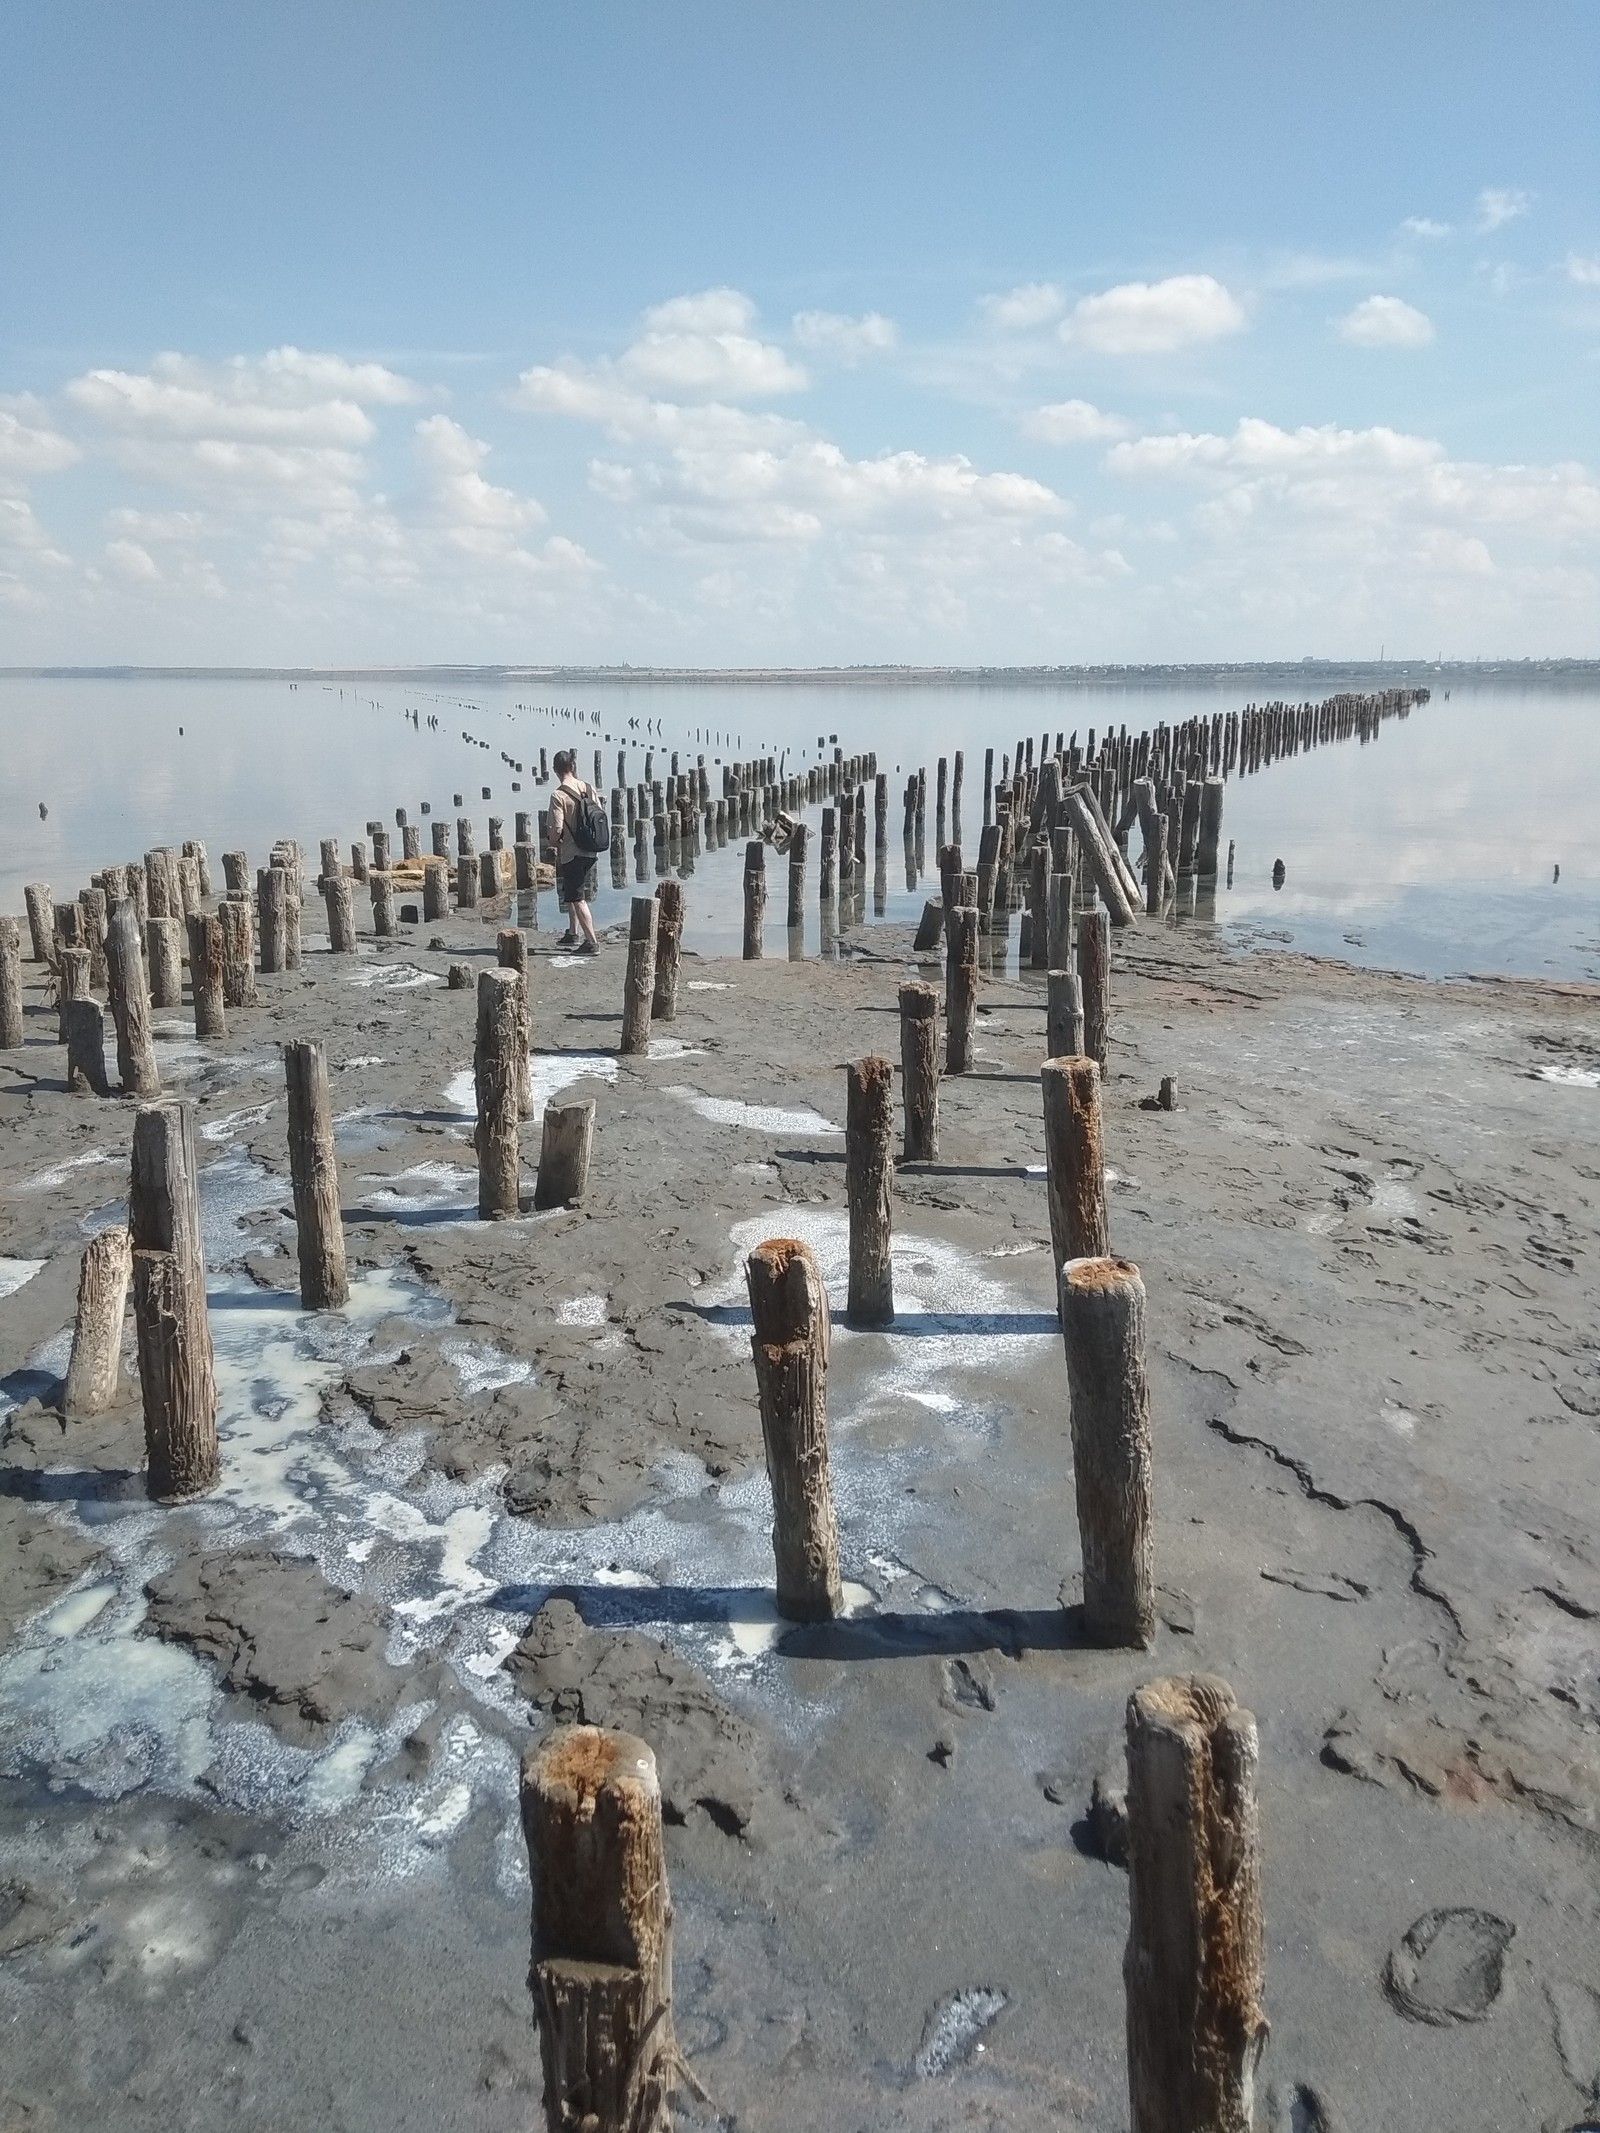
[[567, 787, 612, 855]]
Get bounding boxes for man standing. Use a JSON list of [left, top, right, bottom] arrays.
[[549, 748, 602, 954]]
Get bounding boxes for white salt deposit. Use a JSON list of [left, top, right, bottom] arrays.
[[1533, 1062, 1600, 1088], [346, 962, 440, 990], [201, 1102, 275, 1143], [668, 1087, 840, 1135], [557, 1294, 608, 1327], [17, 1149, 118, 1192], [444, 1050, 618, 1125], [0, 1257, 46, 1298]]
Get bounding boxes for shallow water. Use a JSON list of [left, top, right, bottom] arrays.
[[2, 670, 1597, 980]]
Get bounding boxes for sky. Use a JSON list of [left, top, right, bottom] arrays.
[[1, 1, 1597, 667]]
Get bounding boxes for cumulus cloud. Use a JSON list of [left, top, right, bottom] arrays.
[[1060, 274, 1246, 355], [1337, 295, 1435, 348], [413, 414, 546, 548], [1401, 216, 1451, 239], [65, 347, 420, 445], [1566, 254, 1600, 287], [980, 282, 1066, 331], [1025, 399, 1133, 444], [610, 287, 807, 400], [1476, 187, 1532, 232], [0, 401, 80, 475], [791, 310, 898, 360]]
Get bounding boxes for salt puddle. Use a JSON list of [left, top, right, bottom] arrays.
[[443, 1050, 618, 1124], [667, 1087, 840, 1135]]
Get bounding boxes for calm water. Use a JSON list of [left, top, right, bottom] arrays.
[[2, 672, 1597, 981]]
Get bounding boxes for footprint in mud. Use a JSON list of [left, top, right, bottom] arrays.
[[940, 1657, 995, 1713], [1384, 1907, 1515, 2025]]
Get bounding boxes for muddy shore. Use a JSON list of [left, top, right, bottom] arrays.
[[3, 900, 1600, 2132]]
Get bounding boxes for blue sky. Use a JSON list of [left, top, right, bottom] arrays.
[[2, 2, 1597, 664]]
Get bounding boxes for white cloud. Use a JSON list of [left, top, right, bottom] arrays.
[[65, 347, 421, 445], [640, 289, 755, 335], [1060, 274, 1246, 355], [1566, 254, 1600, 287], [1476, 187, 1532, 233], [413, 413, 546, 548], [609, 288, 807, 400], [1401, 217, 1451, 239], [791, 310, 898, 361], [0, 401, 80, 475], [1337, 295, 1435, 349], [105, 538, 161, 582], [1025, 399, 1133, 444], [980, 282, 1066, 331]]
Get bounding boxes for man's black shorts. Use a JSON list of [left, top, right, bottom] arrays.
[[559, 854, 598, 903]]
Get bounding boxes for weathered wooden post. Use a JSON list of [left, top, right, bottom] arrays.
[[1047, 969, 1084, 1060], [652, 879, 683, 1021], [1125, 1675, 1266, 2133], [1060, 1256, 1154, 1646], [143, 917, 181, 1011], [270, 841, 304, 967], [945, 905, 979, 1073], [534, 1097, 596, 1210], [742, 840, 766, 959], [478, 850, 498, 900], [184, 839, 213, 898], [56, 946, 91, 1043], [221, 851, 249, 896], [1041, 1057, 1109, 1302], [474, 969, 522, 1218], [898, 981, 940, 1160], [457, 815, 476, 860], [79, 887, 109, 991], [370, 870, 397, 937], [322, 871, 356, 953], [0, 916, 22, 1048], [1134, 778, 1166, 915], [23, 883, 54, 965], [423, 858, 449, 921], [63, 1226, 133, 1416], [520, 1726, 676, 2133], [218, 898, 256, 1008], [457, 853, 479, 909], [1047, 866, 1075, 969], [258, 866, 289, 973], [285, 1039, 349, 1308], [497, 927, 533, 1118], [1063, 787, 1137, 926], [1080, 905, 1110, 1071], [188, 914, 226, 1038], [819, 806, 836, 902], [65, 997, 111, 1094], [787, 820, 808, 930], [130, 1100, 217, 1499], [846, 1056, 895, 1325], [106, 904, 160, 1098], [745, 1238, 843, 1620], [1196, 777, 1225, 879], [620, 895, 658, 1057]]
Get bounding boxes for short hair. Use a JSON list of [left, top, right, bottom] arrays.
[[552, 748, 576, 776]]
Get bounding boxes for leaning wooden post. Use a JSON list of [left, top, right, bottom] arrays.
[[945, 905, 979, 1073], [1047, 969, 1084, 1060], [63, 1227, 133, 1418], [742, 840, 766, 959], [652, 879, 683, 1021], [1041, 1057, 1109, 1311], [188, 913, 226, 1039], [1060, 1256, 1154, 1647], [520, 1726, 675, 2133], [322, 870, 356, 953], [898, 981, 940, 1160], [64, 998, 111, 1094], [23, 883, 54, 965], [1124, 1675, 1267, 2133], [1080, 905, 1110, 1071], [106, 903, 161, 1098], [129, 1100, 218, 1500], [0, 916, 23, 1048], [846, 1056, 895, 1325], [284, 1039, 349, 1309], [145, 916, 183, 1010], [474, 969, 523, 1218], [534, 1097, 596, 1210], [620, 895, 658, 1057], [745, 1238, 843, 1620]]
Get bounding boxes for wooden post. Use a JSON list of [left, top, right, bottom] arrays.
[[221, 851, 249, 896], [1041, 1058, 1109, 1303], [271, 841, 304, 968], [497, 927, 533, 1118], [457, 854, 479, 909], [23, 883, 54, 965], [1047, 867, 1075, 969], [846, 1056, 895, 1325], [370, 870, 397, 937], [322, 872, 356, 953], [1080, 905, 1110, 1071], [742, 840, 766, 959], [898, 981, 940, 1160], [423, 858, 449, 921], [56, 946, 91, 1043], [1196, 777, 1225, 879], [1125, 1675, 1267, 2133], [1063, 787, 1137, 927], [218, 897, 256, 1008], [474, 969, 522, 1218], [258, 866, 289, 974], [63, 1227, 133, 1417], [1060, 1256, 1154, 1646], [285, 1040, 349, 1308], [479, 850, 499, 900], [0, 915, 22, 1047], [787, 820, 808, 930], [945, 905, 978, 1074], [520, 1727, 675, 2133], [1134, 779, 1166, 915], [188, 914, 226, 1039], [819, 806, 836, 901], [534, 1097, 596, 1210], [745, 1238, 842, 1621], [620, 895, 658, 1057], [651, 879, 683, 1021], [106, 904, 160, 1098], [144, 916, 182, 1010], [79, 888, 109, 990], [130, 1100, 218, 1500], [65, 997, 111, 1094], [1047, 969, 1084, 1060]]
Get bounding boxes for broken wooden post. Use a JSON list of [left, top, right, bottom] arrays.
[[846, 1056, 895, 1325], [1080, 905, 1110, 1071], [188, 914, 226, 1039], [911, 898, 943, 953], [651, 879, 683, 1021], [23, 882, 54, 964], [218, 897, 256, 1008], [534, 1097, 596, 1210], [370, 870, 397, 938], [322, 870, 356, 953], [520, 1726, 676, 2133], [742, 839, 766, 959], [1063, 786, 1137, 927], [898, 981, 940, 1160], [145, 916, 183, 1010], [474, 968, 523, 1219], [1060, 1256, 1154, 1647], [57, 946, 91, 1043], [1041, 1057, 1109, 1301], [0, 915, 22, 1048], [130, 1100, 217, 1499], [65, 997, 111, 1095], [945, 905, 979, 1074], [620, 895, 658, 1057], [745, 1237, 843, 1620], [106, 903, 160, 1098], [221, 850, 249, 896], [79, 887, 109, 990], [1125, 1674, 1267, 2133], [285, 1039, 348, 1309], [1047, 968, 1084, 1060], [258, 866, 289, 974], [63, 1225, 133, 1417], [497, 927, 533, 1118]]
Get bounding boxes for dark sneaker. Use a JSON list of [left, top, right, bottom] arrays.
[[577, 938, 601, 956], [556, 930, 580, 947]]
